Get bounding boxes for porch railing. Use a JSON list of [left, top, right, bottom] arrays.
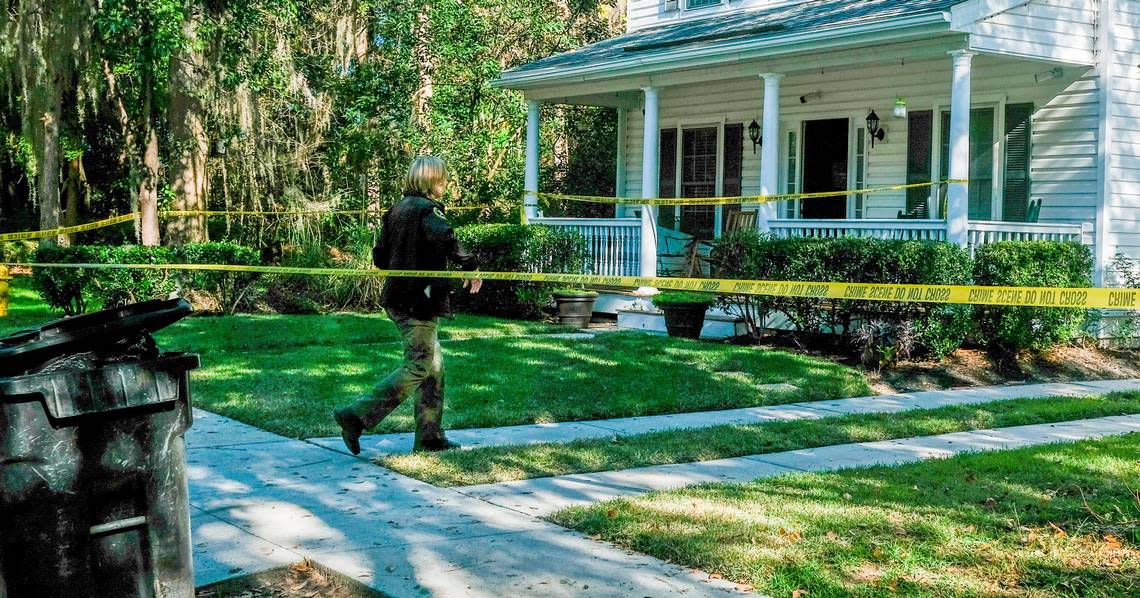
[[966, 221, 1093, 247], [530, 217, 1094, 278], [769, 219, 948, 242], [531, 217, 641, 276]]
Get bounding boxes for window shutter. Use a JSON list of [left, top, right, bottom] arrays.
[[658, 128, 677, 229], [1003, 103, 1033, 222], [721, 123, 744, 233], [723, 123, 743, 197], [905, 110, 933, 216]]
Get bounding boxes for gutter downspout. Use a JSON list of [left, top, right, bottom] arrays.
[[1096, 0, 1114, 287]]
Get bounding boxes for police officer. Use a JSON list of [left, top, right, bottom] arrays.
[[334, 156, 481, 455]]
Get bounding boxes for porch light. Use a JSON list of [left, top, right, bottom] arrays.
[[893, 97, 907, 119], [1034, 67, 1063, 83], [748, 119, 762, 153], [865, 110, 886, 148]]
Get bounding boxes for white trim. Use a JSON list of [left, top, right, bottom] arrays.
[[1096, 0, 1113, 285], [949, 0, 1033, 30], [495, 14, 953, 89]]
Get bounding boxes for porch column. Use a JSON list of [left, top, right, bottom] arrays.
[[758, 73, 784, 233], [946, 50, 975, 247], [524, 100, 541, 222], [639, 86, 660, 280]]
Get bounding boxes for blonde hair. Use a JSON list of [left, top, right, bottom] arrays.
[[405, 155, 449, 198]]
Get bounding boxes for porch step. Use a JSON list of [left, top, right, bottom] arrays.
[[617, 307, 749, 340]]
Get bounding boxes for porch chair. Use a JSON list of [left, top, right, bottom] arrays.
[[1026, 198, 1042, 223], [724, 209, 758, 233]]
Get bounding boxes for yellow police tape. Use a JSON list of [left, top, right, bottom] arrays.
[[0, 206, 494, 243], [9, 262, 1139, 310], [535, 180, 968, 206]]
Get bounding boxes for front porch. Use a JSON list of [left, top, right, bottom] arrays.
[[497, 0, 1107, 286]]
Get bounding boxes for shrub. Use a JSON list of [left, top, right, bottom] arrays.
[[0, 241, 36, 263], [712, 232, 973, 358], [652, 291, 717, 308], [31, 242, 265, 315], [176, 242, 262, 313], [973, 241, 1093, 355], [454, 224, 587, 319]]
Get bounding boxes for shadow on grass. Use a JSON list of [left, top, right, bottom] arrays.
[[190, 332, 869, 438], [554, 435, 1140, 598]]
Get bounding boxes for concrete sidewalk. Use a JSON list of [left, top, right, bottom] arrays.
[[456, 414, 1140, 517], [308, 379, 1140, 457], [188, 409, 744, 597]]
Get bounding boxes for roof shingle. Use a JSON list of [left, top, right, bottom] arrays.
[[503, 0, 964, 80]]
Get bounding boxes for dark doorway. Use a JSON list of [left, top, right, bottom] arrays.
[[801, 118, 849, 219]]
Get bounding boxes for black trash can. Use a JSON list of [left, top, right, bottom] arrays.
[[0, 299, 200, 598]]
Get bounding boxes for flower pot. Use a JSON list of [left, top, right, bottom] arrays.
[[660, 304, 708, 339], [553, 294, 596, 328]]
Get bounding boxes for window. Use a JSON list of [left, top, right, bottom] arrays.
[[940, 107, 995, 221], [686, 0, 723, 8], [680, 127, 718, 239], [784, 130, 798, 218]]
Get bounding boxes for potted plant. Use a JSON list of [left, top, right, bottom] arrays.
[[652, 291, 716, 339], [551, 287, 598, 328]]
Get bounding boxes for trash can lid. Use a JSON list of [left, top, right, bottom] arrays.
[[0, 298, 193, 376]]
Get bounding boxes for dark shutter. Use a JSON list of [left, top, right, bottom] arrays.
[[723, 123, 743, 197], [906, 111, 933, 216], [658, 128, 677, 229], [1003, 103, 1033, 222], [722, 123, 743, 232]]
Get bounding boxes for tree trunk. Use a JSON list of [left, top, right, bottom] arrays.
[[165, 7, 209, 245], [138, 121, 161, 246], [37, 75, 65, 247]]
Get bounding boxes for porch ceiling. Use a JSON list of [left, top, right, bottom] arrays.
[[494, 0, 966, 92]]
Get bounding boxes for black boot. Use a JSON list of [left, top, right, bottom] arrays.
[[414, 436, 462, 453], [334, 408, 364, 455]]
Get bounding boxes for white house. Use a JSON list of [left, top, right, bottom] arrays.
[[494, 0, 1140, 294]]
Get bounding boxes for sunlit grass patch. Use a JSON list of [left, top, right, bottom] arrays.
[[552, 434, 1140, 598]]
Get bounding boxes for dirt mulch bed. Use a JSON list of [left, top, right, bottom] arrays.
[[196, 561, 387, 598], [868, 345, 1140, 394]]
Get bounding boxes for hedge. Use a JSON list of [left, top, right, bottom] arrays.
[[32, 242, 261, 315], [712, 232, 974, 359], [453, 224, 587, 319], [973, 241, 1093, 354]]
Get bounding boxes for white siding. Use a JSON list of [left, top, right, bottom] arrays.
[[616, 50, 1099, 227], [628, 0, 810, 33], [959, 0, 1098, 65], [1108, 0, 1140, 262]]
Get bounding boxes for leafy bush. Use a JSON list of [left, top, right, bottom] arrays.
[[712, 232, 973, 358], [176, 242, 262, 313], [652, 291, 717, 308], [0, 241, 36, 263], [973, 241, 1093, 355], [31, 242, 265, 315], [552, 287, 598, 298], [454, 224, 587, 319]]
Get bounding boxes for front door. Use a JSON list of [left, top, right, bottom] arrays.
[[800, 118, 849, 219]]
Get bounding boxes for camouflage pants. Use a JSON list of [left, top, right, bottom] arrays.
[[348, 309, 446, 449]]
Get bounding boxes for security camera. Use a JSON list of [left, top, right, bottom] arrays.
[[799, 91, 822, 104]]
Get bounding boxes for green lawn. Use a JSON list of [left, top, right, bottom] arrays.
[[381, 393, 1140, 486], [553, 434, 1140, 598], [4, 280, 869, 438], [1, 280, 53, 335]]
